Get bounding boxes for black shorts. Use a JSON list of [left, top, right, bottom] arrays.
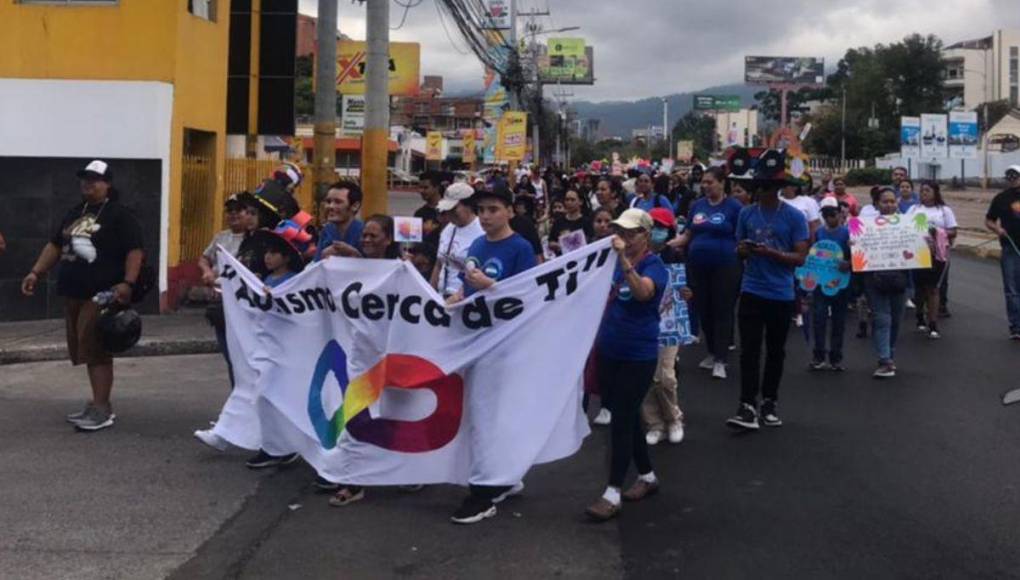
[[914, 260, 947, 288]]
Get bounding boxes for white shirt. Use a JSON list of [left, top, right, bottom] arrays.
[[436, 217, 485, 296], [910, 204, 958, 230], [203, 230, 246, 269], [782, 195, 821, 224], [858, 204, 880, 219]]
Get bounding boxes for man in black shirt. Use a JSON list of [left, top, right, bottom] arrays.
[[985, 165, 1020, 339], [21, 160, 145, 432]]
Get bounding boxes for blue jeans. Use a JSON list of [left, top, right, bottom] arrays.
[[1002, 249, 1020, 333], [812, 289, 849, 364], [866, 287, 906, 364]]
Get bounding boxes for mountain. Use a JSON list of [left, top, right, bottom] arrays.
[[568, 84, 761, 139]]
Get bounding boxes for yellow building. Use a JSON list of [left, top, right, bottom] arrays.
[[0, 0, 231, 315]]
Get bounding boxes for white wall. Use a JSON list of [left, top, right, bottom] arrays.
[[877, 150, 1020, 181], [0, 78, 174, 292]]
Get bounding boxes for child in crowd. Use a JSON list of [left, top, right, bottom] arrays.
[[810, 197, 852, 371]]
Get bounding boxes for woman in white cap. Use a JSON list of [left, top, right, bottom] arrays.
[[586, 208, 669, 522]]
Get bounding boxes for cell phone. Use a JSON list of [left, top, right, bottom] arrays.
[[741, 239, 763, 248]]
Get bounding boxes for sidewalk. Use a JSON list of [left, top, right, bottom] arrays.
[[0, 308, 216, 365]]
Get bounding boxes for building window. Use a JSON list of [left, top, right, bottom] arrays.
[[188, 0, 216, 21], [17, 0, 118, 4]]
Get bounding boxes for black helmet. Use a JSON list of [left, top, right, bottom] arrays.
[[97, 306, 142, 353]]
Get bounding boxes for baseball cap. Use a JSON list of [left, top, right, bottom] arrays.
[[612, 208, 654, 231], [819, 196, 839, 210], [437, 182, 476, 212], [1006, 165, 1020, 178], [472, 185, 514, 207], [648, 207, 677, 229], [77, 160, 113, 182]]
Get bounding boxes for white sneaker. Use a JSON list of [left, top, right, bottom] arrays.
[[698, 356, 715, 370], [906, 299, 916, 309], [667, 423, 685, 444], [194, 429, 229, 451], [593, 408, 612, 425], [794, 314, 804, 327], [645, 429, 664, 445], [493, 482, 525, 504], [712, 362, 727, 379]]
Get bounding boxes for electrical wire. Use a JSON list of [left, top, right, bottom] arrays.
[[433, 0, 472, 55], [391, 0, 423, 31]]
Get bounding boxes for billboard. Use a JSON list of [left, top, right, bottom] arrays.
[[496, 111, 528, 162], [538, 42, 595, 85], [900, 117, 921, 158], [481, 0, 511, 29], [694, 95, 742, 112], [948, 111, 979, 159], [426, 132, 444, 161], [340, 95, 365, 137], [336, 41, 421, 96], [463, 130, 477, 163], [920, 114, 948, 159], [744, 56, 824, 86], [676, 140, 694, 162]]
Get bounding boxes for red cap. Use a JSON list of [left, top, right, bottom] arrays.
[[648, 207, 676, 229]]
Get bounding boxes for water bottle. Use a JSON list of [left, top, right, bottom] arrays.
[[93, 290, 116, 306]]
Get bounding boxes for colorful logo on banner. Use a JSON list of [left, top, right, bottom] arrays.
[[849, 213, 932, 272], [659, 264, 693, 347], [336, 41, 421, 96], [796, 240, 850, 296], [308, 341, 464, 452]]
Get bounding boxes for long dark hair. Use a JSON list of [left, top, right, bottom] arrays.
[[920, 180, 946, 207], [365, 214, 400, 259]]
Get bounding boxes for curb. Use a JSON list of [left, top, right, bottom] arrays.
[[0, 338, 218, 365], [953, 244, 1002, 262]]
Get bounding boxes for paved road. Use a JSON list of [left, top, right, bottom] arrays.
[[2, 255, 1018, 579]]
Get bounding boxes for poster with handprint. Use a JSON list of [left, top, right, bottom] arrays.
[[796, 240, 850, 296], [848, 213, 932, 272]]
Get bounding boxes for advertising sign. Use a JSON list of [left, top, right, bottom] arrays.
[[948, 111, 979, 159], [744, 56, 825, 85], [340, 95, 365, 137], [481, 0, 511, 29], [848, 213, 933, 272], [496, 111, 528, 162], [920, 114, 948, 159], [676, 140, 694, 162], [426, 132, 444, 161], [538, 45, 595, 85], [462, 131, 477, 164], [693, 95, 742, 112], [336, 41, 421, 96], [900, 116, 921, 159]]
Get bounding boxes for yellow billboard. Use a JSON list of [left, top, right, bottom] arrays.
[[336, 41, 420, 96], [462, 131, 477, 163], [426, 132, 444, 161], [496, 112, 527, 162]]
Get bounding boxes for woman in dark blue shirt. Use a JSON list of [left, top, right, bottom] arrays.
[[586, 209, 669, 522]]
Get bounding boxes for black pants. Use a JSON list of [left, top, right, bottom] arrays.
[[738, 293, 794, 405], [687, 263, 742, 361], [599, 354, 657, 487]]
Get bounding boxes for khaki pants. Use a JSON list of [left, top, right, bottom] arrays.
[[641, 345, 682, 432]]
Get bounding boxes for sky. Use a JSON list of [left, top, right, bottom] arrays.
[[298, 0, 1020, 102]]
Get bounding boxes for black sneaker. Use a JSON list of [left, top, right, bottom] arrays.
[[725, 403, 759, 431], [245, 450, 298, 469], [856, 321, 868, 338], [761, 400, 783, 427], [450, 495, 497, 524]]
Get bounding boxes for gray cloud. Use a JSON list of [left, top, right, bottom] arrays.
[[300, 0, 1020, 102]]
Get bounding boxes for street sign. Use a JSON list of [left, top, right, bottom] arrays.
[[745, 56, 824, 86], [340, 95, 365, 137], [336, 41, 421, 96], [426, 132, 444, 161], [693, 95, 742, 112]]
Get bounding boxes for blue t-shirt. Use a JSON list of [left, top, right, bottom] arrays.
[[461, 233, 537, 297], [597, 253, 670, 361], [686, 196, 743, 268], [736, 203, 809, 302], [630, 194, 672, 212], [898, 194, 918, 214], [816, 224, 851, 260], [315, 220, 364, 261], [264, 271, 297, 288]]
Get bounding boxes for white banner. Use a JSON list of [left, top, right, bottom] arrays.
[[210, 239, 617, 486], [920, 114, 948, 160]]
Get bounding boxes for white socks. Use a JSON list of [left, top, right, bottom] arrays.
[[602, 486, 621, 506], [638, 471, 658, 484]]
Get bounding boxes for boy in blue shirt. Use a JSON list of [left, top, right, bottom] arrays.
[[810, 197, 852, 371], [727, 151, 810, 432]]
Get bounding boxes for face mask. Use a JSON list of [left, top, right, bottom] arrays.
[[651, 228, 669, 245]]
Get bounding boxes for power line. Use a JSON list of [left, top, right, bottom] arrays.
[[390, 0, 423, 31]]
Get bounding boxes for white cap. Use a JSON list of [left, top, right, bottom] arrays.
[[1007, 165, 1020, 178], [819, 196, 839, 209], [437, 182, 476, 212], [76, 160, 112, 181], [612, 208, 654, 231]]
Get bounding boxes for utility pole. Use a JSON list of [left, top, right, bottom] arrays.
[[246, 0, 262, 158], [518, 8, 549, 167], [313, 0, 337, 200], [362, 0, 390, 216], [508, 0, 518, 109], [840, 85, 846, 168], [662, 97, 669, 161]]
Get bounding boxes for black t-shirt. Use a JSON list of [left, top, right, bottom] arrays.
[[548, 215, 594, 245], [51, 199, 144, 299], [510, 215, 543, 257], [236, 229, 277, 279], [414, 204, 440, 223], [986, 187, 1020, 249]]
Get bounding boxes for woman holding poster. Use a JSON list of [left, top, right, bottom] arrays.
[[910, 181, 957, 339], [863, 189, 911, 379]]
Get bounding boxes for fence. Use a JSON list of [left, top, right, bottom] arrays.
[[808, 158, 867, 174], [179, 155, 217, 263]]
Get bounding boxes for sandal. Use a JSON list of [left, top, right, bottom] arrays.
[[328, 486, 365, 507]]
